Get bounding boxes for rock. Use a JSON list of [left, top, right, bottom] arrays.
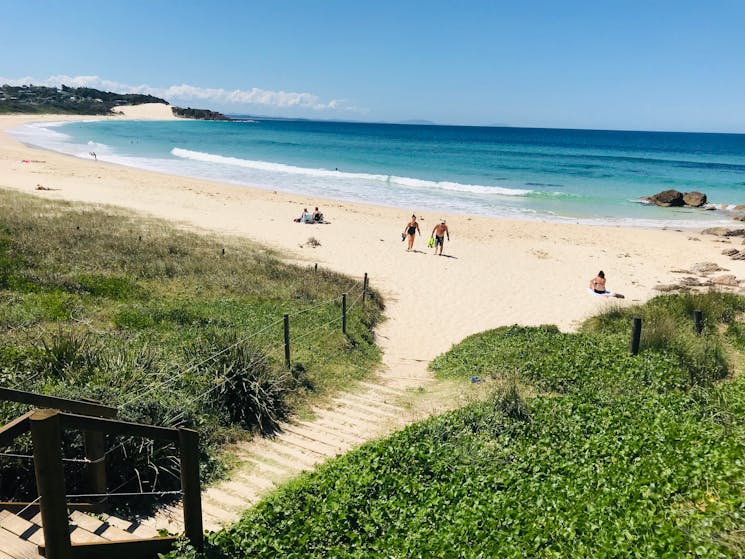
[[654, 283, 693, 293], [690, 262, 726, 273], [648, 189, 685, 207], [722, 248, 739, 256], [682, 191, 707, 207], [712, 274, 739, 287], [734, 214, 745, 221], [701, 227, 745, 237], [734, 205, 745, 211]]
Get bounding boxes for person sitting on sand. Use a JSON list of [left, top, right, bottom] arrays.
[[589, 271, 625, 298], [402, 214, 420, 251], [430, 219, 450, 256], [312, 206, 324, 222], [590, 270, 608, 294], [294, 208, 313, 223]]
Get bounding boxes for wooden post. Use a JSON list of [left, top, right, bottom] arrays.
[[630, 317, 642, 355], [179, 428, 203, 551], [283, 313, 291, 369], [362, 273, 368, 307], [314, 263, 318, 273], [83, 430, 107, 504], [342, 293, 347, 335], [31, 409, 72, 559], [694, 309, 703, 335]]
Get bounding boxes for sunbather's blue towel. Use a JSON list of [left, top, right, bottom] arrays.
[[587, 288, 612, 296]]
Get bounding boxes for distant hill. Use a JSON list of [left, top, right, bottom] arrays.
[[0, 84, 230, 120], [0, 84, 168, 115]]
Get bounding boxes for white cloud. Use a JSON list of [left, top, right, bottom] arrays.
[[0, 75, 364, 114]]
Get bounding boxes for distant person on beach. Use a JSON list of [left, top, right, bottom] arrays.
[[295, 208, 313, 223], [402, 214, 420, 251], [312, 206, 324, 222], [430, 220, 450, 255], [89, 151, 97, 161]]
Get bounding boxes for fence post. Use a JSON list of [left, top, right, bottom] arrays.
[[31, 409, 72, 559], [179, 428, 203, 551], [283, 313, 291, 369], [342, 293, 347, 335], [630, 317, 642, 355], [694, 309, 703, 335], [314, 263, 318, 273], [362, 273, 368, 307], [83, 429, 107, 505]]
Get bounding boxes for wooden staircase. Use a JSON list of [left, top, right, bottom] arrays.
[[0, 507, 168, 559], [0, 388, 202, 559]]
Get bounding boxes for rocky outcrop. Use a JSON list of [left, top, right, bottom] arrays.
[[645, 189, 708, 208], [647, 189, 684, 207], [682, 191, 707, 207], [701, 227, 745, 237]]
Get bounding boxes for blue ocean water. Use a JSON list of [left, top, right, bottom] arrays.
[[10, 118, 745, 227]]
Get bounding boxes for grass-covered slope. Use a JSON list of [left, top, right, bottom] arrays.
[[0, 189, 382, 502], [172, 293, 745, 558]]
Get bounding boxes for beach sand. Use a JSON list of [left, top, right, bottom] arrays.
[[2, 105, 744, 390]]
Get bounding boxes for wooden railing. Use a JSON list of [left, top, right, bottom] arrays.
[[0, 388, 203, 559]]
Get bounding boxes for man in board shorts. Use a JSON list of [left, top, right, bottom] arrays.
[[430, 219, 450, 256]]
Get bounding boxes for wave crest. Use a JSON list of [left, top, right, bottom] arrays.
[[170, 147, 531, 197]]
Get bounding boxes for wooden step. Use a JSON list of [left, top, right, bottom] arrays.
[[68, 511, 135, 542], [99, 514, 160, 539], [0, 524, 40, 559], [0, 510, 44, 546]]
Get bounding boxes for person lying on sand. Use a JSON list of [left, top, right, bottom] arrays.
[[35, 184, 55, 191]]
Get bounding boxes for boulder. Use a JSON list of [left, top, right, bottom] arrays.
[[712, 275, 739, 287], [682, 191, 707, 207], [690, 262, 726, 274], [734, 205, 745, 211], [648, 189, 684, 207], [701, 227, 745, 237]]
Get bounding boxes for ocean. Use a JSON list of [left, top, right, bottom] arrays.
[[10, 118, 745, 228]]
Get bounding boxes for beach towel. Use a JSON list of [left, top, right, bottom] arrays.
[[587, 288, 612, 297], [587, 288, 625, 299]]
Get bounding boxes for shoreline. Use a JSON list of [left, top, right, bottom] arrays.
[[9, 113, 741, 232], [2, 107, 745, 388]]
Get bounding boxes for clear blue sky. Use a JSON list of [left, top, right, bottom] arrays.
[[2, 0, 743, 132]]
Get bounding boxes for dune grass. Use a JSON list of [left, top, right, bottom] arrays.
[[0, 189, 383, 506], [171, 292, 745, 558]]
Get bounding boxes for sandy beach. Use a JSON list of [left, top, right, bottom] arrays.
[[2, 105, 745, 388]]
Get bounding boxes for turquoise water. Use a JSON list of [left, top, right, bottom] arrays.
[[11, 118, 745, 227]]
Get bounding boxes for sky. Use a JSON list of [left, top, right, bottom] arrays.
[[1, 0, 743, 132]]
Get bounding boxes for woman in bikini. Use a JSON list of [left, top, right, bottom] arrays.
[[402, 214, 420, 252], [590, 270, 608, 295]]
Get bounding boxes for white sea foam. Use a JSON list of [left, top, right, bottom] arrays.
[[170, 147, 532, 197]]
